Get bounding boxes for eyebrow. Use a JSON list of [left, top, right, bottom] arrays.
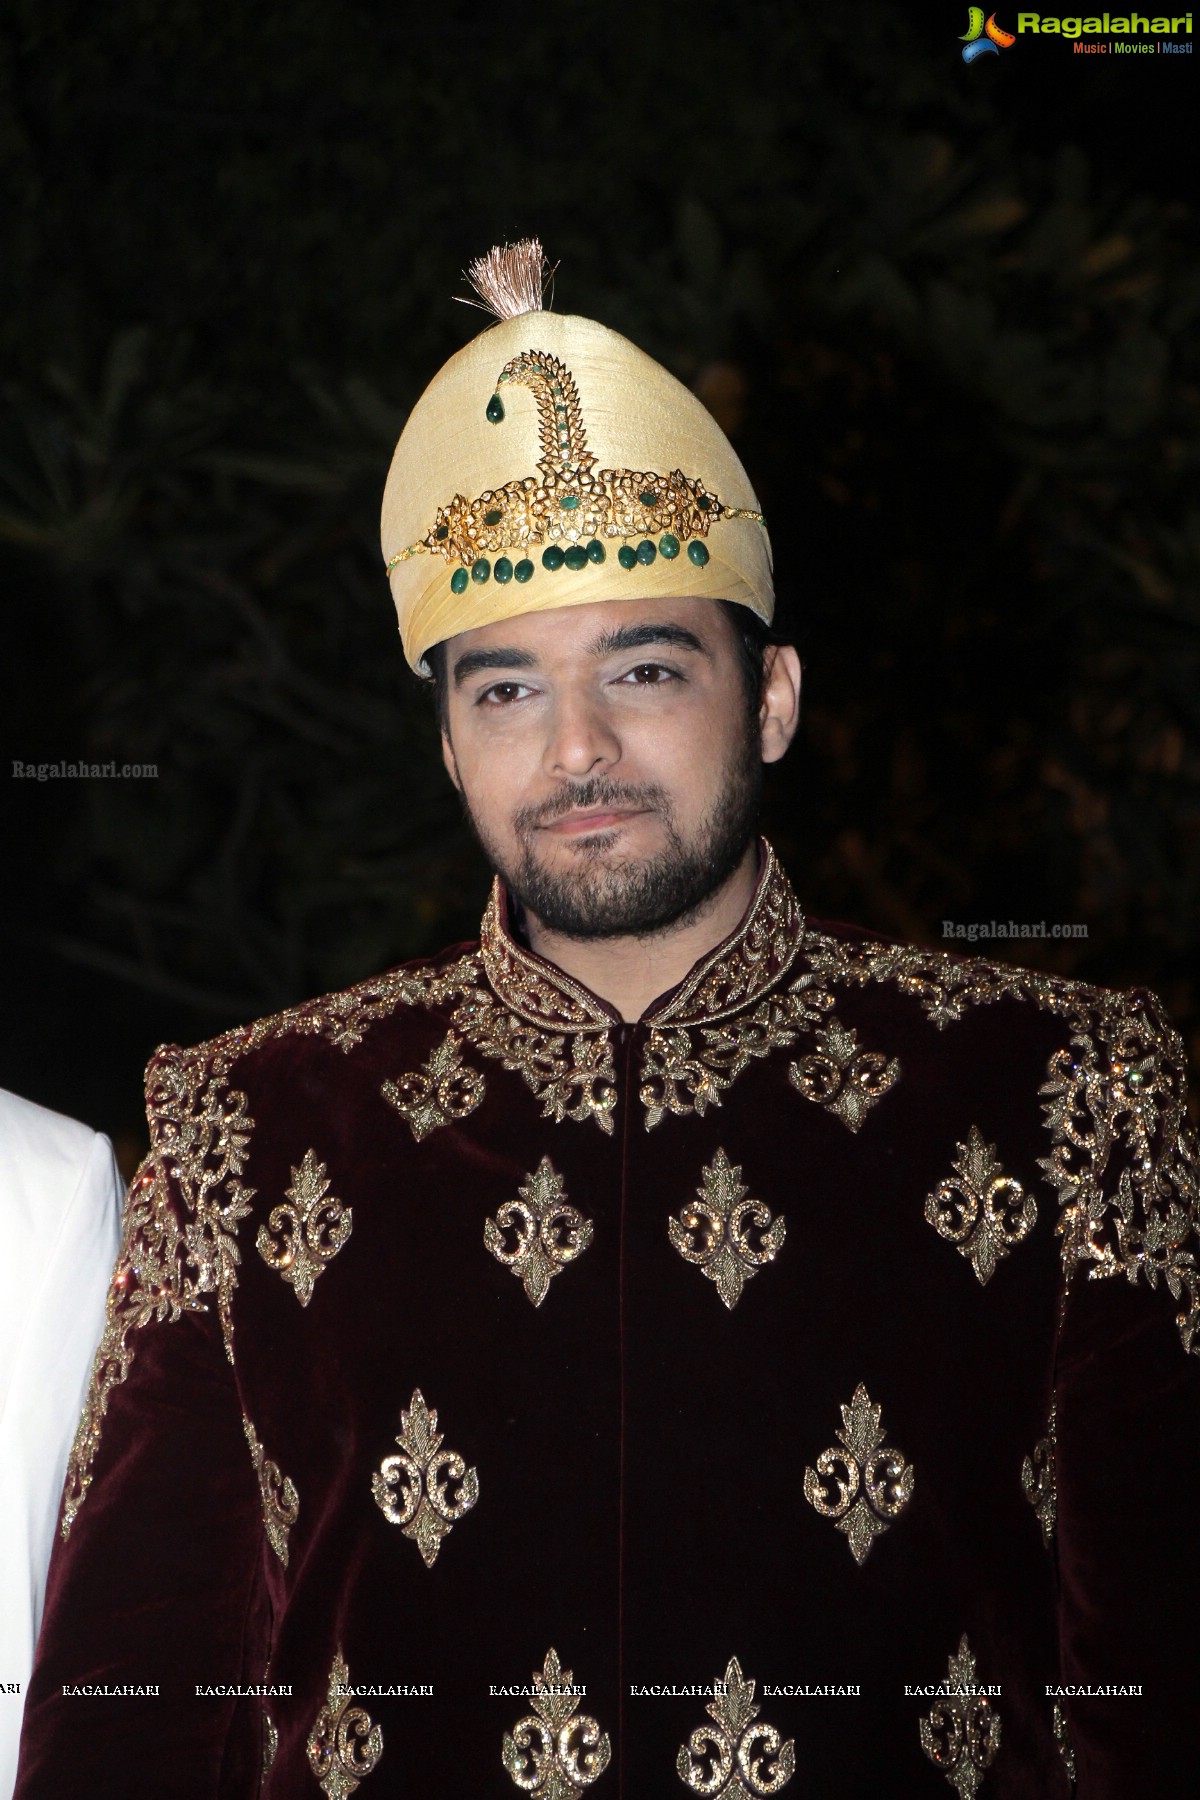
[[451, 621, 711, 688], [452, 645, 539, 686]]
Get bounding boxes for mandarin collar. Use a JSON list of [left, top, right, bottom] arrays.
[[478, 839, 805, 1033]]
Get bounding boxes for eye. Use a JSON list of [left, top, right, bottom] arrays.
[[476, 680, 533, 706], [620, 662, 678, 685]]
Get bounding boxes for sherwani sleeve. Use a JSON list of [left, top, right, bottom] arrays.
[[13, 1049, 270, 1799], [1052, 990, 1200, 1797]]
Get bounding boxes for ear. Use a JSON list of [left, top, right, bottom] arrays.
[[759, 645, 802, 765], [441, 728, 462, 792]]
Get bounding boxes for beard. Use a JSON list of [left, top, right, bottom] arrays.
[[459, 722, 763, 942]]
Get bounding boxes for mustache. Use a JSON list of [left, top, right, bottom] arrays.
[[514, 778, 672, 832]]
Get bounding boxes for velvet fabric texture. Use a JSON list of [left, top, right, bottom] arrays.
[[15, 846, 1200, 1797]]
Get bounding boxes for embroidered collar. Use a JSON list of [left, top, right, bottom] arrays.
[[478, 840, 805, 1033]]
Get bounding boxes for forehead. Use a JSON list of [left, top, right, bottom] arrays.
[[443, 594, 734, 668]]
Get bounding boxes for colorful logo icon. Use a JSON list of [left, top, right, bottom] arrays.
[[961, 9, 1016, 60]]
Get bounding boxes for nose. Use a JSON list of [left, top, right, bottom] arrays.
[[542, 687, 621, 781]]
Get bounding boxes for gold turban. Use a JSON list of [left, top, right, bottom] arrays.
[[380, 243, 773, 673]]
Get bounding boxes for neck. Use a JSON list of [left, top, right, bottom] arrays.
[[521, 842, 762, 1022]]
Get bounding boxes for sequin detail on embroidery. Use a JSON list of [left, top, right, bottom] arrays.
[[803, 1384, 914, 1564], [263, 1707, 279, 1774], [256, 1148, 351, 1305], [788, 1020, 900, 1131], [1021, 1404, 1056, 1545], [501, 1649, 611, 1796], [307, 1650, 383, 1798], [676, 1657, 795, 1795], [918, 1636, 1001, 1798], [668, 1149, 785, 1309], [244, 1415, 299, 1566], [1052, 1701, 1076, 1781], [381, 1031, 485, 1141], [371, 1389, 479, 1567], [925, 1127, 1036, 1285], [485, 1159, 594, 1306]]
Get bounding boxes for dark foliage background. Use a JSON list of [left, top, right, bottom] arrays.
[[1, 0, 1197, 1170]]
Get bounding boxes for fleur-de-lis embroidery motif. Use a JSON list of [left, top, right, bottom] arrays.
[[501, 1648, 611, 1797], [306, 1649, 383, 1799], [484, 1158, 594, 1306], [255, 1148, 352, 1305], [918, 1636, 1001, 1797], [788, 1020, 900, 1132], [668, 1149, 786, 1310], [243, 1415, 299, 1566], [925, 1126, 1036, 1285], [803, 1383, 914, 1563], [381, 1031, 485, 1141], [676, 1657, 795, 1795], [371, 1389, 479, 1567], [1020, 1403, 1056, 1545]]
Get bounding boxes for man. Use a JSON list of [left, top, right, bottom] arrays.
[[0, 1088, 122, 1798], [16, 243, 1200, 1797]]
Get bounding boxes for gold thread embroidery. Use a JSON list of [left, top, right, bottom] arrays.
[[676, 1656, 795, 1795], [918, 1636, 1001, 1798], [803, 1384, 914, 1564], [788, 1020, 900, 1132], [1020, 1403, 1056, 1546], [453, 987, 618, 1132], [668, 1150, 786, 1310], [501, 1648, 611, 1797], [381, 1031, 485, 1141], [256, 1148, 352, 1305], [243, 1415, 299, 1566], [925, 1127, 1036, 1285], [371, 1389, 479, 1567], [306, 1650, 382, 1798], [1052, 1701, 1076, 1782], [484, 1158, 594, 1306], [263, 1706, 279, 1774]]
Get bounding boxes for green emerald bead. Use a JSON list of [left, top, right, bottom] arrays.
[[494, 556, 513, 584], [659, 533, 680, 559], [687, 539, 710, 566], [564, 544, 588, 571], [471, 557, 491, 584], [514, 559, 534, 583], [636, 539, 657, 566], [638, 490, 658, 508], [696, 494, 711, 511], [542, 545, 565, 571], [586, 539, 605, 563], [450, 568, 469, 595], [486, 393, 505, 424], [618, 545, 638, 570], [435, 524, 449, 541], [484, 508, 503, 526], [559, 494, 581, 511]]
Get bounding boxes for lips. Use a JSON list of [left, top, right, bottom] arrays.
[[540, 808, 649, 836]]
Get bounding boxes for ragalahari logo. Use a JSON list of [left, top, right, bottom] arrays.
[[961, 8, 1017, 58]]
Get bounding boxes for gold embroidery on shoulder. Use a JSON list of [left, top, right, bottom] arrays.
[[918, 1636, 1001, 1797], [453, 989, 618, 1132], [1020, 1403, 1056, 1546], [803, 1384, 914, 1563], [925, 1127, 1036, 1284], [381, 1031, 485, 1141], [61, 1048, 256, 1536], [668, 1150, 785, 1309], [256, 1149, 352, 1304], [235, 953, 482, 1059], [371, 1389, 479, 1567], [307, 1650, 383, 1798], [502, 1649, 611, 1796], [788, 1020, 900, 1132], [485, 1159, 594, 1305], [676, 1656, 795, 1795], [1052, 1701, 1076, 1782], [243, 1415, 299, 1566]]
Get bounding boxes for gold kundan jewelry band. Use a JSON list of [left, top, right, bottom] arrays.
[[380, 241, 774, 674]]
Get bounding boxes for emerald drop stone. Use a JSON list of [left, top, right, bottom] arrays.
[[564, 544, 588, 571], [542, 545, 565, 571], [696, 494, 711, 511], [586, 539, 605, 563], [559, 494, 581, 511], [659, 533, 680, 559], [494, 556, 513, 584], [471, 558, 491, 584], [687, 539, 710, 566], [638, 490, 658, 508], [450, 568, 469, 595], [435, 524, 449, 540], [618, 545, 638, 570], [636, 539, 657, 566], [484, 508, 503, 526], [514, 559, 534, 583], [486, 394, 505, 424]]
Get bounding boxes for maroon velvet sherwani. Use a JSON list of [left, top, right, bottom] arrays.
[[15, 846, 1200, 1798]]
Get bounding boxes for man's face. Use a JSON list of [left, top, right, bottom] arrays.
[[439, 596, 778, 940]]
